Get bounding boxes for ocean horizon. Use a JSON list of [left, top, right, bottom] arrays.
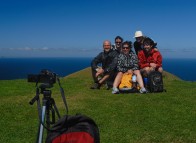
[[0, 57, 195, 81]]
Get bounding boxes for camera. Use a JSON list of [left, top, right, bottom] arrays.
[[28, 69, 56, 84]]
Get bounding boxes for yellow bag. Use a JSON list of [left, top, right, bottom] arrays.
[[119, 73, 132, 89]]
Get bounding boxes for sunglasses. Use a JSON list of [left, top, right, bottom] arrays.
[[115, 42, 122, 44], [122, 47, 130, 49]]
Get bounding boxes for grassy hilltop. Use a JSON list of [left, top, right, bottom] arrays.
[[0, 68, 196, 143]]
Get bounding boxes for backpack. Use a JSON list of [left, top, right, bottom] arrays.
[[118, 73, 138, 93], [119, 73, 132, 89], [46, 114, 100, 143], [147, 71, 164, 92]]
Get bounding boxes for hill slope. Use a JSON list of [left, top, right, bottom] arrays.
[[0, 68, 195, 143]]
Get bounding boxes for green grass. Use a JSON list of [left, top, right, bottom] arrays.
[[0, 68, 196, 143]]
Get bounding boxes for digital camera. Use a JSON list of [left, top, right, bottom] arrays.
[[28, 69, 56, 84]]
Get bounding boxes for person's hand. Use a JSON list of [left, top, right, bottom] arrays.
[[150, 63, 156, 68], [96, 68, 104, 77], [127, 69, 133, 74], [150, 67, 155, 71]]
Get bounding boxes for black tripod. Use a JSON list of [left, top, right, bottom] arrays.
[[29, 83, 61, 143]]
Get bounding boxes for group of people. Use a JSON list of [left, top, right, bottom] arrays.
[[90, 31, 163, 94]]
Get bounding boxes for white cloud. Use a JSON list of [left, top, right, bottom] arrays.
[[24, 47, 32, 51], [42, 47, 49, 50]]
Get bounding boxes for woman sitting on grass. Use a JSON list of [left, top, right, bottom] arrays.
[[112, 41, 147, 94], [138, 37, 163, 76]]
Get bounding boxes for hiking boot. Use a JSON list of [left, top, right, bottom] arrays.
[[139, 87, 147, 94], [90, 83, 100, 89], [112, 87, 119, 94]]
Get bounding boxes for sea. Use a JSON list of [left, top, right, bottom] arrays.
[[0, 57, 195, 81]]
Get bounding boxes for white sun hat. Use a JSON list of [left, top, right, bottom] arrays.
[[134, 31, 143, 38]]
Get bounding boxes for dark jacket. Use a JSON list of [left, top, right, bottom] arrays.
[[134, 41, 143, 55], [91, 49, 119, 74], [117, 51, 139, 73]]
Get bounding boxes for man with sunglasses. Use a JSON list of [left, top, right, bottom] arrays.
[[90, 40, 118, 89], [112, 36, 123, 53], [112, 41, 147, 94]]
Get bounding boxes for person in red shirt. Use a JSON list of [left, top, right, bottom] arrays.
[[138, 37, 163, 76]]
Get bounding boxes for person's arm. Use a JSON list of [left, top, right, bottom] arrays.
[[155, 52, 162, 68], [117, 54, 127, 72], [91, 52, 103, 70], [138, 51, 149, 69], [104, 51, 118, 74], [130, 53, 139, 71]]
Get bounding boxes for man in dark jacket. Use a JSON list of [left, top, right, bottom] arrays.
[[90, 40, 118, 89]]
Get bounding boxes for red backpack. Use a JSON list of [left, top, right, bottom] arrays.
[[46, 114, 100, 143]]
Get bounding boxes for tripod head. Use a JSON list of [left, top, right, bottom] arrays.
[[39, 83, 53, 96], [39, 83, 53, 89], [29, 83, 53, 105]]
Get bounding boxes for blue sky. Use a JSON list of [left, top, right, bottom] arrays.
[[0, 0, 196, 58]]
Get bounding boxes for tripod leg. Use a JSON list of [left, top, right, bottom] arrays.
[[51, 98, 61, 119], [37, 99, 47, 143]]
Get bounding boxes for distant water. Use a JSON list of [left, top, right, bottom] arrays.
[[0, 57, 195, 81], [0, 57, 93, 80], [162, 58, 196, 81]]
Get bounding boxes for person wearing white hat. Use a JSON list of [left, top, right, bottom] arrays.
[[133, 31, 145, 55], [133, 31, 158, 56]]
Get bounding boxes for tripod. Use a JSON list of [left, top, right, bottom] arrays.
[[29, 83, 61, 143]]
